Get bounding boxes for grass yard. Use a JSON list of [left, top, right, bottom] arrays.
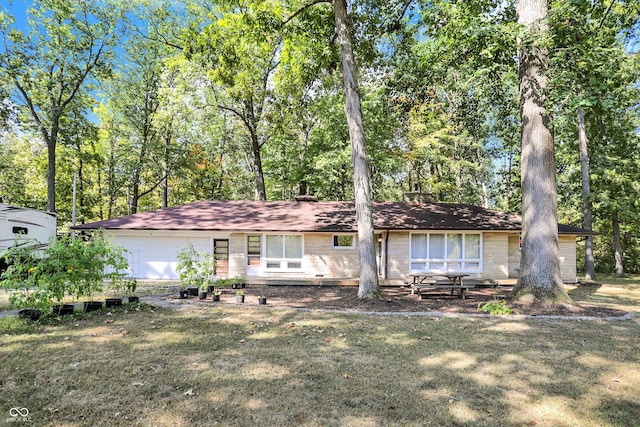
[[1, 279, 639, 426]]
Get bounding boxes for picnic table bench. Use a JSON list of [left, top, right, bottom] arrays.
[[408, 273, 475, 300], [412, 283, 477, 300]]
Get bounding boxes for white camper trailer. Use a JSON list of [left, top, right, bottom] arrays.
[[0, 202, 57, 255]]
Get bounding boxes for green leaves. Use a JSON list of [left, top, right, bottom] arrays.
[[0, 0, 124, 211], [1, 233, 130, 312], [176, 243, 216, 290], [477, 297, 515, 315]]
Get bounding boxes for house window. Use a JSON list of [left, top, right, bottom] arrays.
[[247, 235, 261, 266], [265, 234, 303, 270], [410, 233, 481, 273], [332, 235, 355, 250]]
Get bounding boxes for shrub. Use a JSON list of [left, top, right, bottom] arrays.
[[1, 233, 130, 313], [477, 297, 515, 315], [176, 244, 216, 290], [211, 276, 246, 289]]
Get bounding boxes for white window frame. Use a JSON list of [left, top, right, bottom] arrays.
[[410, 232, 482, 273], [264, 234, 304, 271], [246, 234, 261, 266], [332, 234, 356, 250]]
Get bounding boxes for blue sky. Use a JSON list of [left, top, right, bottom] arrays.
[[1, 0, 30, 29]]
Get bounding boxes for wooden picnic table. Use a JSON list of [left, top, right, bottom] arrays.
[[440, 273, 470, 286], [409, 273, 473, 299]]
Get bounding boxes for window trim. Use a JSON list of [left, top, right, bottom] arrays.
[[332, 234, 356, 250], [263, 233, 304, 271], [409, 232, 482, 273], [246, 234, 261, 266]]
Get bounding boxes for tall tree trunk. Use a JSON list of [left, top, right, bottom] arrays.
[[612, 210, 624, 278], [477, 148, 489, 208], [45, 118, 59, 213], [75, 141, 85, 224], [131, 141, 147, 214], [107, 135, 117, 218], [578, 107, 596, 280], [46, 138, 56, 213], [512, 0, 568, 302], [97, 168, 104, 220], [298, 127, 311, 196], [249, 130, 267, 201], [162, 128, 172, 209], [244, 100, 267, 201], [333, 0, 379, 298]]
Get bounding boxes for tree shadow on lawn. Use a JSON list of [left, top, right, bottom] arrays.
[[154, 309, 640, 426], [2, 305, 639, 426], [204, 284, 631, 318], [568, 281, 640, 313]]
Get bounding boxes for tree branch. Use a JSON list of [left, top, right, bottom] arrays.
[[60, 43, 104, 111], [387, 0, 414, 32], [13, 78, 49, 143], [218, 104, 246, 122], [282, 0, 332, 26], [133, 23, 183, 51], [597, 0, 615, 31]]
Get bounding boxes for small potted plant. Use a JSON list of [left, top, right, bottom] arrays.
[[230, 276, 247, 289], [212, 290, 222, 302], [187, 279, 200, 297], [178, 282, 188, 299], [80, 276, 104, 313], [125, 278, 138, 303], [176, 244, 201, 297], [198, 282, 208, 300], [207, 281, 215, 294], [105, 278, 125, 308], [235, 290, 245, 303], [257, 291, 267, 305]]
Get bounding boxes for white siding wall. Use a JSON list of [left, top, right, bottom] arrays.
[[229, 233, 247, 279], [505, 234, 578, 283], [386, 232, 409, 280], [559, 235, 578, 283], [105, 229, 579, 283], [303, 233, 360, 277], [482, 233, 510, 279], [508, 235, 520, 278]]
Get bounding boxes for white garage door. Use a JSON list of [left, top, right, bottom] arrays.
[[114, 236, 211, 280]]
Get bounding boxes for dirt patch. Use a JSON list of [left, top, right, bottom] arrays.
[[178, 284, 631, 318]]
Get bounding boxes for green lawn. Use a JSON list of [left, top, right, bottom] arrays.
[[1, 278, 639, 426]]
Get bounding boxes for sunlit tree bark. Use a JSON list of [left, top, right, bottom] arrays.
[[512, 0, 568, 302], [333, 0, 379, 298]]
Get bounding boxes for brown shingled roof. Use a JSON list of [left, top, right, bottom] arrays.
[[72, 200, 593, 235]]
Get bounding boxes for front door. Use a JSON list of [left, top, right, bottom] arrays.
[[214, 239, 229, 277]]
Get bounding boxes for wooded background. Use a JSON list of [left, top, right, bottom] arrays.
[[1, 0, 638, 275]]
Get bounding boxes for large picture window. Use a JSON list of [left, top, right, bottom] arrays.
[[410, 233, 481, 272], [265, 234, 303, 270]]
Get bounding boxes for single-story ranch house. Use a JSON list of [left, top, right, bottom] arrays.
[[73, 198, 591, 285]]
